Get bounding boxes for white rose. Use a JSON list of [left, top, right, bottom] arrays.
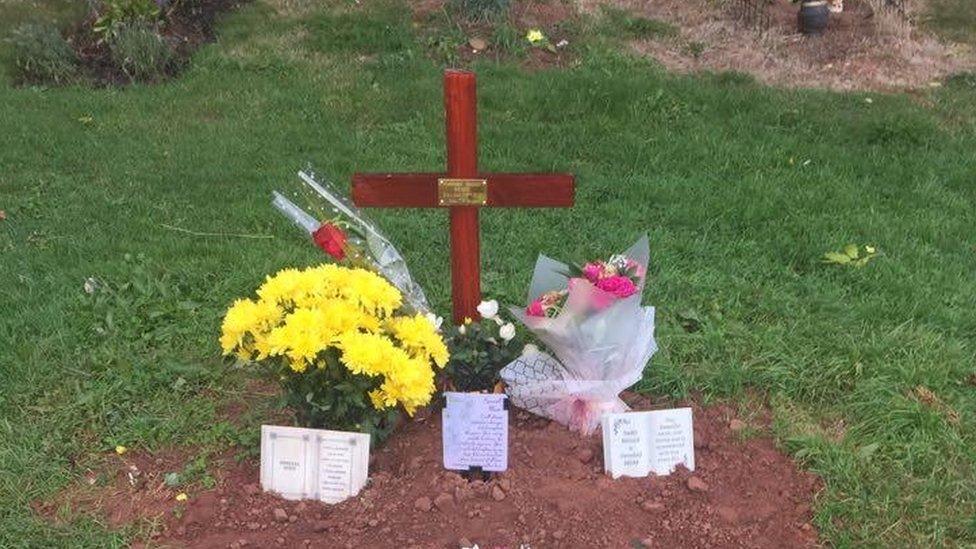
[[499, 323, 516, 342], [476, 299, 499, 320], [424, 312, 444, 331], [458, 324, 466, 335], [522, 343, 540, 356]]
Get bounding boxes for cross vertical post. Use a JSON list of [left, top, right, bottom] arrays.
[[444, 70, 481, 324], [350, 69, 575, 325]]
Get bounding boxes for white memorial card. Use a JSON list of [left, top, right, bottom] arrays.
[[261, 425, 370, 503], [601, 407, 694, 479], [442, 392, 509, 472]]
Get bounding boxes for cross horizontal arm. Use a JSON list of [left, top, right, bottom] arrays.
[[352, 172, 575, 208]]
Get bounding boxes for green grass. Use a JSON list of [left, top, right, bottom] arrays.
[[924, 0, 976, 46], [598, 5, 679, 40], [1, 0, 976, 546]]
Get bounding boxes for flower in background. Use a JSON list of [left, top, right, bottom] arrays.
[[115, 445, 127, 455], [526, 29, 545, 45], [595, 275, 637, 298], [476, 300, 499, 320], [526, 289, 568, 317], [312, 223, 347, 260], [425, 312, 444, 331], [499, 323, 516, 342], [175, 493, 188, 502]]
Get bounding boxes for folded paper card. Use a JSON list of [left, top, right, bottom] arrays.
[[442, 392, 509, 472], [601, 408, 694, 479], [260, 425, 370, 503]]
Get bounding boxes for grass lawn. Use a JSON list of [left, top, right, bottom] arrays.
[[1, 0, 975, 546]]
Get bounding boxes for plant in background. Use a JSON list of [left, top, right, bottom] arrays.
[[448, 0, 512, 22], [92, 0, 161, 41], [525, 28, 557, 53], [442, 300, 523, 393], [109, 22, 173, 82], [220, 265, 448, 441], [8, 23, 79, 85]]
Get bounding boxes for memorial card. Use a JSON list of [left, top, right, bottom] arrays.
[[442, 392, 509, 472], [261, 425, 370, 503], [601, 408, 694, 479]]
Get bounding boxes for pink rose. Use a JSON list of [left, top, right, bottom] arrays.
[[582, 263, 603, 283], [595, 275, 637, 298], [526, 299, 545, 317]]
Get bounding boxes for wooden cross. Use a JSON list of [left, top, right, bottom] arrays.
[[352, 69, 575, 324]]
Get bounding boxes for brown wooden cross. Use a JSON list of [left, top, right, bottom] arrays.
[[352, 69, 575, 324]]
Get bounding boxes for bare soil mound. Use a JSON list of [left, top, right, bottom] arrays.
[[39, 395, 821, 548], [587, 0, 974, 91]]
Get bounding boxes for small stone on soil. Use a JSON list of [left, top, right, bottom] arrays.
[[273, 508, 288, 523], [641, 501, 666, 512], [491, 485, 506, 501], [687, 476, 709, 492], [729, 419, 747, 432], [577, 447, 594, 464], [414, 496, 432, 512], [434, 492, 455, 510]]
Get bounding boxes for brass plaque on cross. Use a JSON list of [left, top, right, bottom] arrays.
[[438, 178, 487, 206]]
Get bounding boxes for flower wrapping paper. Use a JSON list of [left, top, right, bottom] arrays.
[[500, 236, 657, 435]]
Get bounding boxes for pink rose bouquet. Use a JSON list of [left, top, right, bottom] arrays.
[[502, 237, 658, 435], [525, 251, 644, 317]]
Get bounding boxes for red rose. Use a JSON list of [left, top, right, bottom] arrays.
[[312, 223, 347, 260]]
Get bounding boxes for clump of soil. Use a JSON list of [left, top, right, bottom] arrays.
[[65, 0, 246, 86], [584, 0, 974, 91], [39, 395, 821, 548]]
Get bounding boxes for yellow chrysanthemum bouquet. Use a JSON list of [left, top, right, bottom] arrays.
[[220, 264, 448, 439]]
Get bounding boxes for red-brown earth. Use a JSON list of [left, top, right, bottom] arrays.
[[37, 394, 821, 548]]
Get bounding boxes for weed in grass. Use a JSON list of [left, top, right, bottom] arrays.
[[598, 5, 678, 41], [492, 21, 528, 57], [109, 22, 174, 82], [923, 0, 976, 45], [7, 23, 78, 85], [946, 71, 976, 89], [448, 0, 512, 23]]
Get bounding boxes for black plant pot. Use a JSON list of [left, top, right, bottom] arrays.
[[798, 0, 830, 35]]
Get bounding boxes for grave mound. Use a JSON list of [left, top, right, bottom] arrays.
[[125, 395, 822, 548]]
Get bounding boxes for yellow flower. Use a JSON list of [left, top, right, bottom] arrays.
[[175, 493, 188, 502], [368, 389, 389, 410], [115, 445, 127, 455], [463, 317, 473, 325], [865, 245, 876, 254], [219, 264, 439, 421], [338, 332, 398, 377], [266, 308, 329, 369], [526, 29, 545, 44], [388, 314, 449, 367]]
